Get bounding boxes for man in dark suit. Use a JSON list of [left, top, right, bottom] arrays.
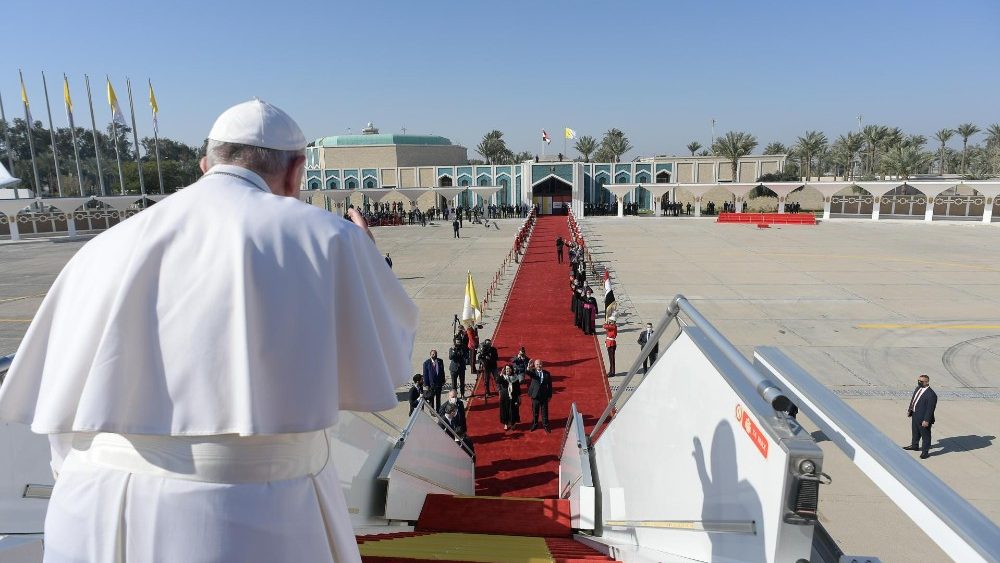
[[438, 390, 467, 431], [904, 374, 938, 459], [422, 349, 446, 411], [408, 374, 423, 415], [528, 359, 554, 433], [637, 322, 659, 373], [479, 338, 499, 398]]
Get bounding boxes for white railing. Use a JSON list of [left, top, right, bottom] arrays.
[[378, 400, 475, 521], [558, 403, 595, 530], [755, 347, 1000, 563]]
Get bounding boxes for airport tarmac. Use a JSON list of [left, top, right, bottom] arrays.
[[1, 215, 997, 562], [584, 216, 1000, 562]]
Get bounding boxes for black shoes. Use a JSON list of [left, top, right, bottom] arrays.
[[529, 424, 537, 431], [902, 445, 919, 451], [920, 453, 930, 459], [544, 426, 551, 433]]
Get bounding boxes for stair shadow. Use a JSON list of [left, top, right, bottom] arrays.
[[477, 454, 560, 478], [477, 470, 559, 495]]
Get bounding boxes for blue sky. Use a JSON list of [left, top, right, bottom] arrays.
[[5, 0, 999, 158]]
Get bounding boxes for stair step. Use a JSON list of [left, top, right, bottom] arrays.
[[416, 494, 572, 538], [357, 531, 620, 563]]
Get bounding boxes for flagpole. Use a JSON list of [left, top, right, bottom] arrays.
[[107, 76, 126, 195], [41, 72, 64, 197], [84, 75, 106, 196], [0, 91, 16, 199], [126, 78, 145, 196], [18, 69, 42, 197], [64, 74, 85, 196], [148, 79, 164, 194]]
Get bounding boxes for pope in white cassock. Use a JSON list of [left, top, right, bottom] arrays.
[[0, 100, 418, 562]]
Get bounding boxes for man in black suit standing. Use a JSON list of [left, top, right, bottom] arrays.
[[528, 359, 554, 433], [904, 374, 938, 459], [637, 322, 659, 373], [422, 349, 446, 411], [479, 338, 499, 399]]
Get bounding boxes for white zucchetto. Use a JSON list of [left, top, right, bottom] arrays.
[[208, 99, 307, 150]]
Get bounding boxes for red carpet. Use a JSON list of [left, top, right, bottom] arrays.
[[466, 215, 611, 498], [415, 494, 571, 537]]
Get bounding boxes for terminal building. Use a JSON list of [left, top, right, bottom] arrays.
[[303, 123, 788, 215]]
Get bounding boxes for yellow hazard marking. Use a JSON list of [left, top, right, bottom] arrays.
[[0, 319, 32, 323]]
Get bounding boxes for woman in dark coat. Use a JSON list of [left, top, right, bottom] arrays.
[[497, 364, 521, 430]]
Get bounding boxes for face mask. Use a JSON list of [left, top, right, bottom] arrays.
[[918, 380, 927, 387], [449, 398, 457, 404]]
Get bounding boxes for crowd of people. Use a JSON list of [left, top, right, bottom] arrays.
[[414, 337, 555, 444], [345, 201, 534, 229]]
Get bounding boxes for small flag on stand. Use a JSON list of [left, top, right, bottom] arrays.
[[462, 272, 482, 326], [107, 79, 126, 125], [603, 270, 617, 319], [541, 130, 551, 144], [564, 128, 576, 140]]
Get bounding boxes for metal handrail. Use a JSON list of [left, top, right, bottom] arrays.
[[559, 402, 594, 499], [755, 347, 1000, 563], [415, 398, 475, 459], [589, 295, 790, 442]]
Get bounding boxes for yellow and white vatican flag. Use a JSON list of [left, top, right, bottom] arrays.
[[106, 78, 126, 125], [462, 271, 482, 326], [564, 128, 576, 140]]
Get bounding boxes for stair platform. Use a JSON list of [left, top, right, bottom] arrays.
[[415, 494, 572, 538]]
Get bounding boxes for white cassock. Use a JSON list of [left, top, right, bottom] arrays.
[[0, 164, 418, 562]]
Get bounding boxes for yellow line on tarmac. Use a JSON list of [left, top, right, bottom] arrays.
[[0, 318, 32, 323], [756, 253, 1000, 273], [0, 293, 47, 304], [857, 323, 1000, 330]]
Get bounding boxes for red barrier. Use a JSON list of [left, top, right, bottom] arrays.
[[717, 212, 816, 225]]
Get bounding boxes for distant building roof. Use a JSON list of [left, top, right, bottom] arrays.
[[313, 134, 455, 147]]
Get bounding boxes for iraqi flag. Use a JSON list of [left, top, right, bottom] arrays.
[[603, 270, 617, 319], [542, 129, 551, 144]]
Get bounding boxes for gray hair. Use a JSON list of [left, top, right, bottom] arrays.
[[205, 140, 303, 177]]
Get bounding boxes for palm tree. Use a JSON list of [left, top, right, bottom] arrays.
[[574, 135, 597, 162], [711, 131, 758, 182], [934, 128, 954, 175], [793, 131, 827, 180], [861, 124, 889, 177], [476, 130, 510, 164], [686, 141, 702, 156], [956, 122, 980, 175], [881, 146, 933, 180], [599, 128, 633, 163], [762, 142, 788, 155], [985, 123, 1000, 175]]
